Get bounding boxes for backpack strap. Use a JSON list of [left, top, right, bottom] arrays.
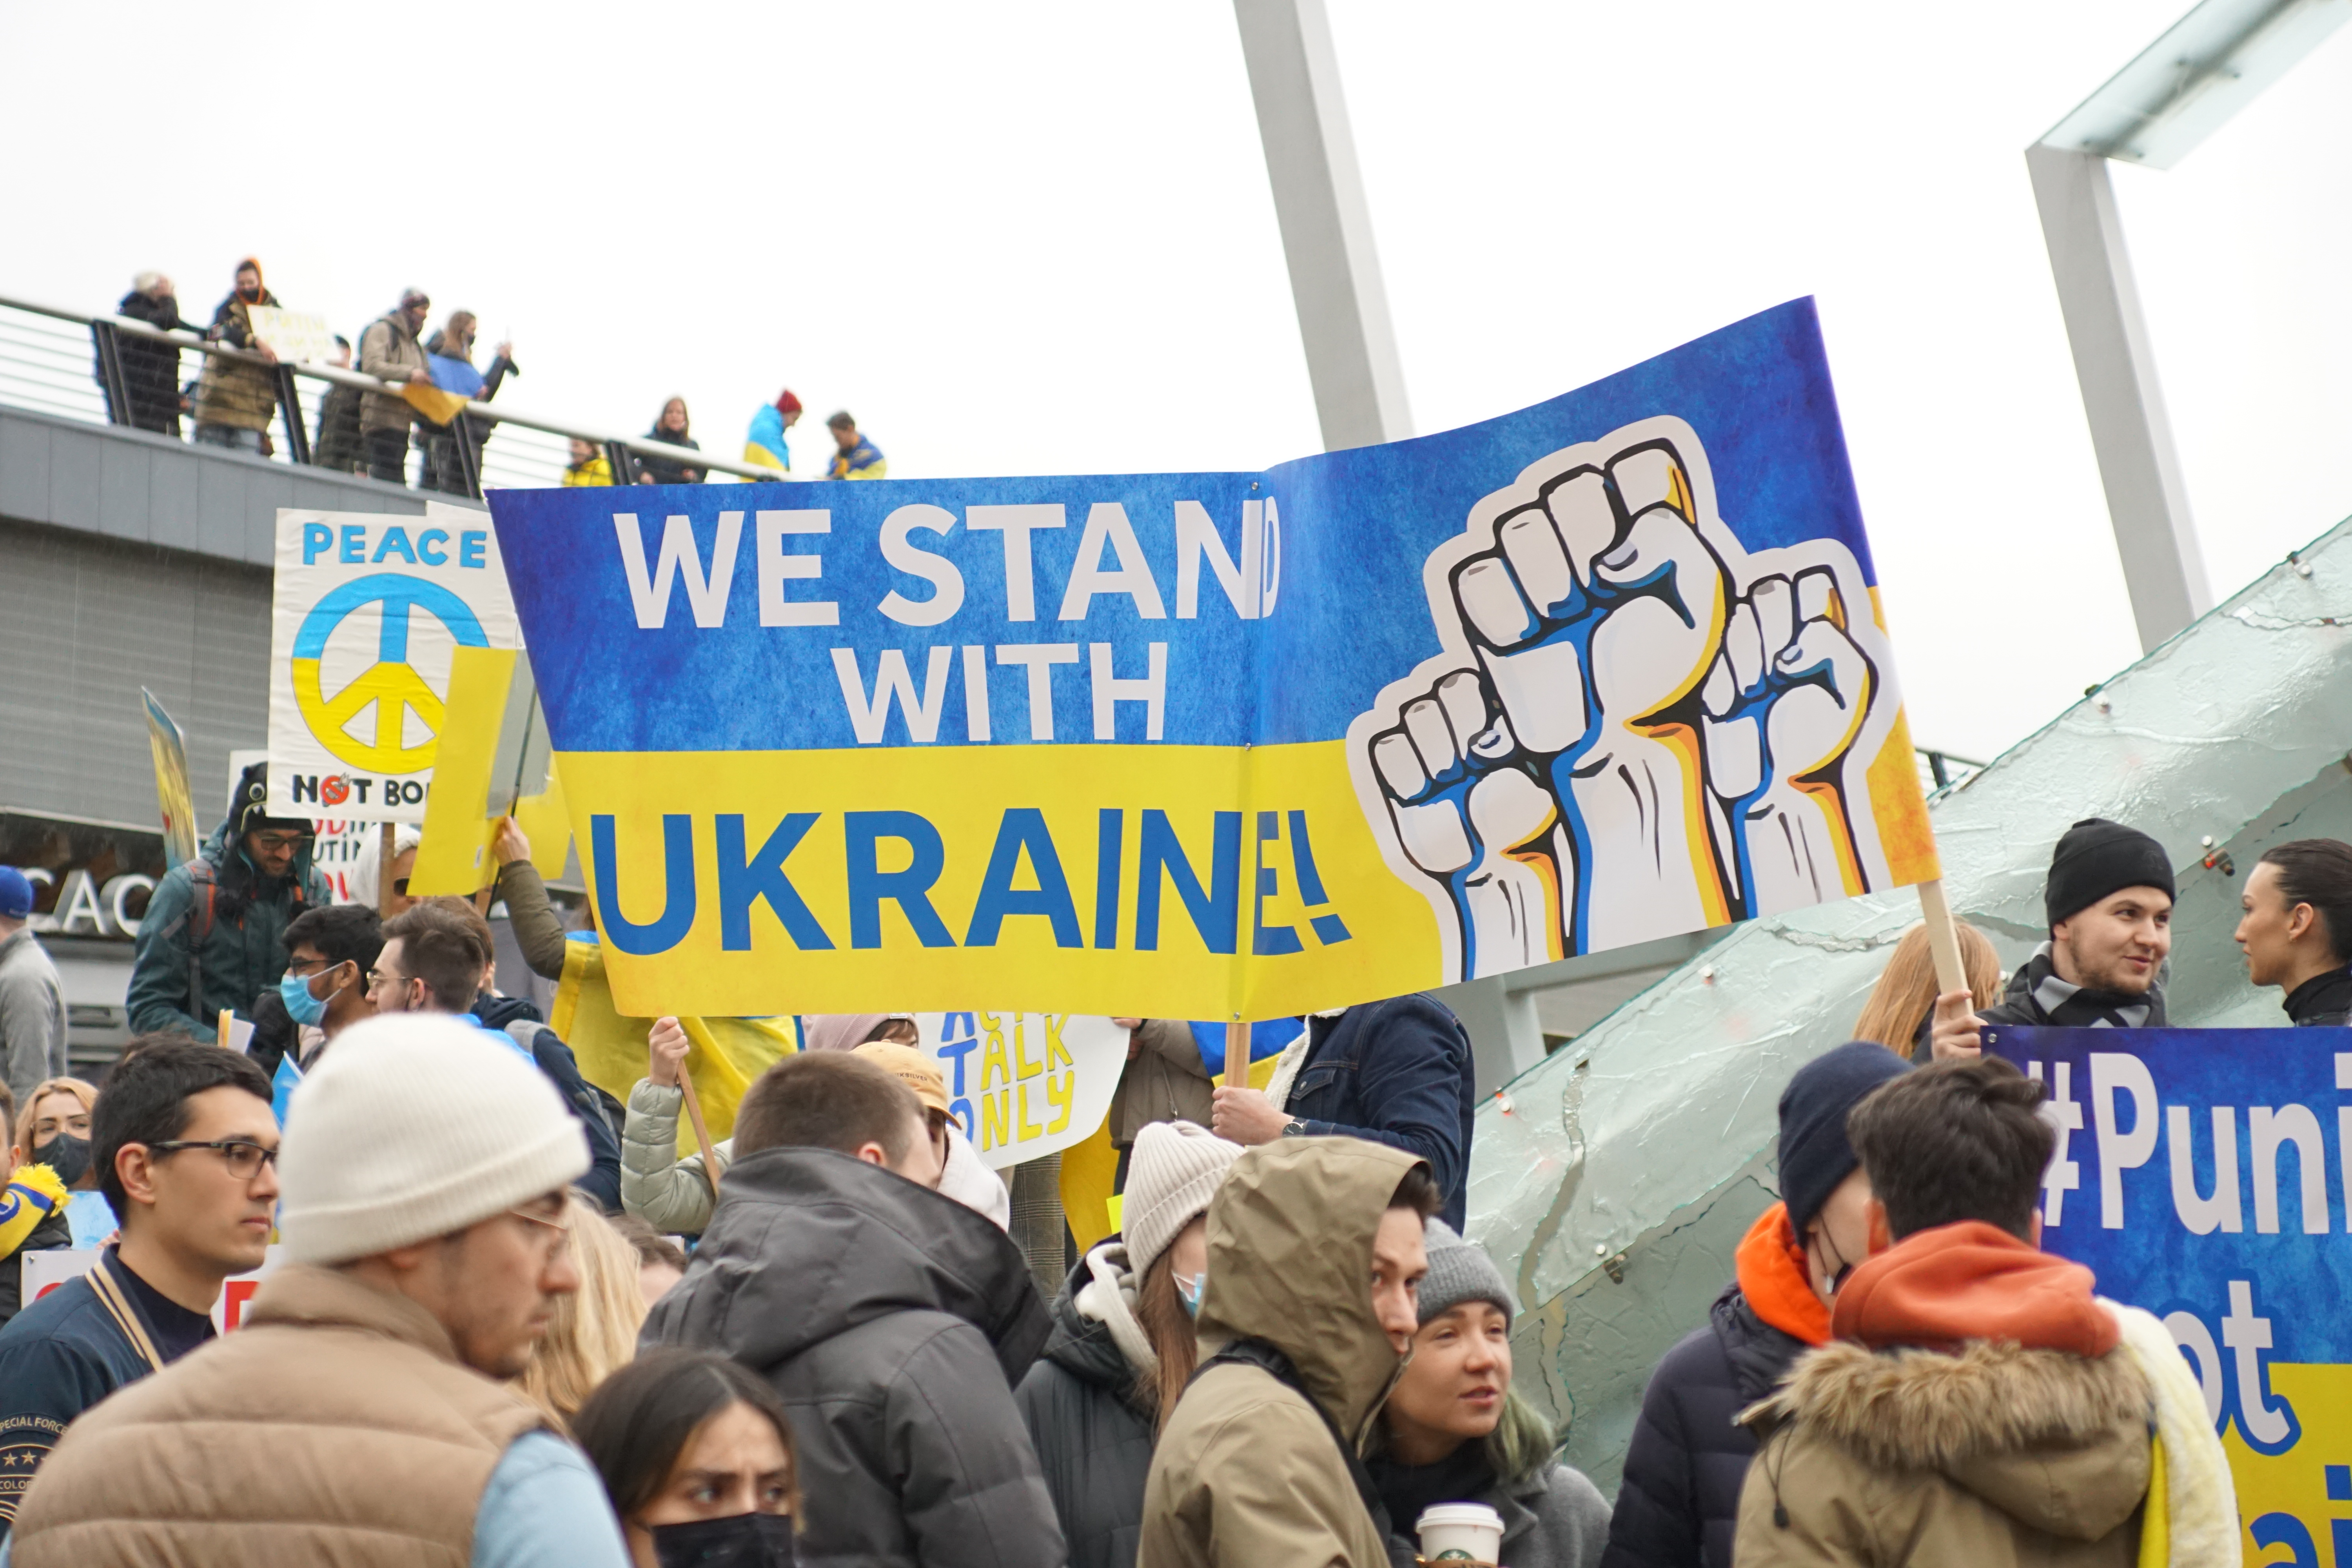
[[1189, 1337, 1388, 1530], [182, 858, 217, 1022]]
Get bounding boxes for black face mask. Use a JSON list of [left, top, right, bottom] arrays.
[[31, 1134, 91, 1188], [651, 1514, 795, 1568]]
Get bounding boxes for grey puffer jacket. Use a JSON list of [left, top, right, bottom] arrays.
[[1014, 1248, 1156, 1568], [642, 1146, 1064, 1568]]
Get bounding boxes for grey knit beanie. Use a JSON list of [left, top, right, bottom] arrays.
[[1417, 1220, 1514, 1327]]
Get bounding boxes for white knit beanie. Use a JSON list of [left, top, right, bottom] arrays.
[[1123, 1120, 1242, 1278], [278, 1013, 590, 1265]]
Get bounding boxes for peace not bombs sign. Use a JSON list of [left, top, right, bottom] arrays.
[[266, 505, 522, 824]]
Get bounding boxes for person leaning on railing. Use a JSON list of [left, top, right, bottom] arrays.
[[563, 437, 614, 486], [105, 272, 182, 435], [420, 311, 517, 497], [311, 336, 366, 476], [191, 258, 280, 455], [357, 287, 434, 486]]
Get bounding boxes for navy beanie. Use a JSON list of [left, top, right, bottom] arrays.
[[1778, 1042, 1911, 1234], [2045, 817, 2174, 928]]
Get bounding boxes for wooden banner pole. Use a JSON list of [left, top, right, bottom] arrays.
[[1916, 877, 1969, 997]]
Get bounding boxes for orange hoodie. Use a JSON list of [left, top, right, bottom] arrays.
[[1831, 1219, 2119, 1357], [1733, 1202, 1831, 1347]]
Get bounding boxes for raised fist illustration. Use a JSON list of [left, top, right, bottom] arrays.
[[1350, 416, 1895, 984], [1366, 668, 1561, 978], [1446, 436, 1730, 956], [1699, 568, 1875, 916]]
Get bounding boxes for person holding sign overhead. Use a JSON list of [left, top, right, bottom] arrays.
[[1210, 996, 1476, 1230]]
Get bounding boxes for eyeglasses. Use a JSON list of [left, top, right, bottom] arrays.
[[148, 1138, 278, 1180], [506, 1200, 573, 1259], [365, 968, 404, 993], [286, 955, 334, 976], [250, 832, 311, 853]]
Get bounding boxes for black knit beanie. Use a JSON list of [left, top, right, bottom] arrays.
[[2045, 818, 2174, 928], [1779, 1041, 1910, 1234]]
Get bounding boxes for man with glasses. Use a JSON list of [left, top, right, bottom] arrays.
[[127, 760, 328, 1044], [247, 903, 383, 1078], [371, 901, 624, 1210], [0, 1037, 277, 1540], [6, 1013, 630, 1566]]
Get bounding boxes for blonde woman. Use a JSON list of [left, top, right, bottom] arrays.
[[3, 1076, 98, 1323], [1851, 921, 2002, 1062], [515, 1192, 647, 1429]]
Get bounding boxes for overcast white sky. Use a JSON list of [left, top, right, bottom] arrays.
[[3, 1, 2347, 762]]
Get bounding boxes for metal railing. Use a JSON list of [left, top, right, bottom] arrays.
[[0, 290, 781, 498], [1916, 748, 1987, 793]]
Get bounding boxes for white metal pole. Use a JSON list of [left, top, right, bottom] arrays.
[[1231, 0, 1413, 451], [2026, 142, 2213, 652]]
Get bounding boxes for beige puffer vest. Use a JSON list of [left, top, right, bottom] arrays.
[[10, 1264, 548, 1568]]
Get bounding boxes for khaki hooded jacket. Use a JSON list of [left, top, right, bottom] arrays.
[[1138, 1136, 1421, 1568]]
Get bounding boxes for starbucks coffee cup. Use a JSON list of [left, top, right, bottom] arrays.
[[1416, 1502, 1504, 1564]]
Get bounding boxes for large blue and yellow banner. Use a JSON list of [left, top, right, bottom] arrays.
[[1989, 1026, 2352, 1564], [487, 299, 1937, 1019]]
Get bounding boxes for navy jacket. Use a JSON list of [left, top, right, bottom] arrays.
[[476, 1005, 624, 1214], [1284, 996, 1475, 1230], [0, 1249, 213, 1540], [1600, 1283, 1807, 1568]]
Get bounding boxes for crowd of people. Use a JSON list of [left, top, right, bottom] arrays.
[[93, 261, 890, 496], [1, 767, 2348, 1562]]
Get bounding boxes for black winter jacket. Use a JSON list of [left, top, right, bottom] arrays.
[[1600, 1282, 1808, 1568], [2285, 967, 2352, 1026], [644, 1146, 1065, 1568], [1013, 1253, 1154, 1568], [1288, 996, 1476, 1230], [107, 288, 182, 431]]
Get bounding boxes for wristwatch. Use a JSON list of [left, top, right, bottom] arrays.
[[1279, 1117, 1306, 1137]]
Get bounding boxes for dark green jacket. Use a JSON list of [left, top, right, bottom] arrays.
[[125, 825, 327, 1043]]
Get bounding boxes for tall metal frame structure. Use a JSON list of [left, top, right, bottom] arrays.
[[2029, 0, 2350, 652]]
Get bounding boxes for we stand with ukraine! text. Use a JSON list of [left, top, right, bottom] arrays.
[[488, 301, 1943, 1021]]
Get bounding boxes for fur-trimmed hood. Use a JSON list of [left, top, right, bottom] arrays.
[[1744, 1336, 2152, 1541]]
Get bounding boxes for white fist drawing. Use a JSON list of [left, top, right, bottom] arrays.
[[1699, 568, 1876, 918], [1350, 417, 1900, 984]]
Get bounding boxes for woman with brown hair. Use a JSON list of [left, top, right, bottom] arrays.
[[637, 397, 704, 485], [1851, 920, 2004, 1062], [1013, 1120, 1241, 1568], [514, 1191, 648, 1430]]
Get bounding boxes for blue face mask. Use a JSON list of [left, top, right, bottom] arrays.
[[1176, 1271, 1205, 1318], [278, 967, 341, 1027]]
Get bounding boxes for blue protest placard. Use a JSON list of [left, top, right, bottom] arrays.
[[1987, 1025, 2352, 1563]]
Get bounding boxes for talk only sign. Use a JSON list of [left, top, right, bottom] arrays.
[[486, 299, 1942, 1022], [1990, 1027, 2352, 1564]]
